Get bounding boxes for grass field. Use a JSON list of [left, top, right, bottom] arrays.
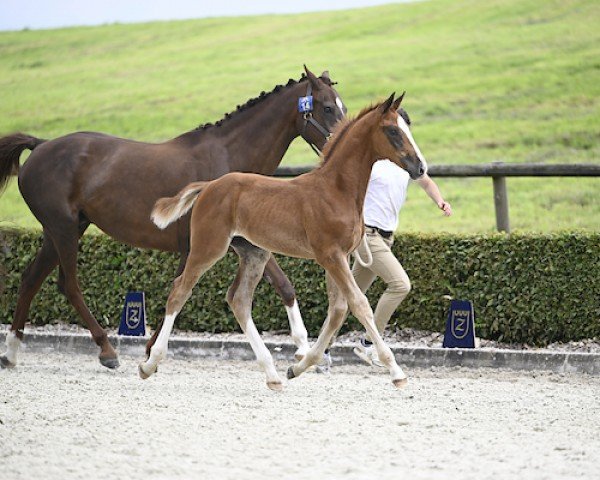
[[0, 0, 598, 232]]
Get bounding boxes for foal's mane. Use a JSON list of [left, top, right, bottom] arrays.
[[320, 102, 381, 164], [192, 75, 310, 132]]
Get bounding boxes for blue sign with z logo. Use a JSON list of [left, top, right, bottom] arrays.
[[443, 300, 476, 348], [118, 291, 146, 336]]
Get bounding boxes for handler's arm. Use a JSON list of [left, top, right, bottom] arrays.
[[415, 174, 452, 216]]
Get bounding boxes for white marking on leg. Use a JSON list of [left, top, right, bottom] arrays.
[[397, 115, 428, 173], [244, 316, 281, 386], [285, 300, 309, 358], [4, 331, 21, 364], [144, 312, 178, 373]]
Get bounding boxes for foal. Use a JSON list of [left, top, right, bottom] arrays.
[[140, 92, 426, 390]]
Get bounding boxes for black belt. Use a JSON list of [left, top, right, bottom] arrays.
[[365, 225, 393, 239]]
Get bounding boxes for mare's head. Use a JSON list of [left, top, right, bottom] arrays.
[[298, 66, 347, 150], [371, 92, 427, 179]]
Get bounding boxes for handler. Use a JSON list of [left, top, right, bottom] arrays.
[[319, 157, 452, 371], [351, 158, 452, 366]]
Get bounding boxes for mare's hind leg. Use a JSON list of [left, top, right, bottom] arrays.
[[227, 244, 282, 390], [0, 233, 58, 368], [287, 272, 347, 379], [47, 223, 119, 369]]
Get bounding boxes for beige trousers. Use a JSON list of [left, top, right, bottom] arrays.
[[352, 229, 411, 339]]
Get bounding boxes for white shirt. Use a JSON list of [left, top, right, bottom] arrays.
[[363, 159, 410, 232]]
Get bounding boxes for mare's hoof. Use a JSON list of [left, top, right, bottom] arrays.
[[286, 366, 296, 380], [392, 377, 409, 389], [99, 356, 120, 369], [294, 347, 308, 362], [138, 362, 157, 380], [0, 355, 16, 369], [267, 381, 283, 392]]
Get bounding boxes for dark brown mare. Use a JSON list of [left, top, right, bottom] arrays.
[[0, 67, 346, 369], [140, 93, 426, 390]]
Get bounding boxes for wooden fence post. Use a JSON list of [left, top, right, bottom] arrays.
[[492, 175, 510, 233]]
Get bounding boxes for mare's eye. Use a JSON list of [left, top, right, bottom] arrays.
[[324, 106, 333, 114]]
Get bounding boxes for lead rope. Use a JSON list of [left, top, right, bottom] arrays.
[[352, 234, 373, 268]]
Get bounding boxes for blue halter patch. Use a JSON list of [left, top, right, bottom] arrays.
[[298, 95, 313, 113]]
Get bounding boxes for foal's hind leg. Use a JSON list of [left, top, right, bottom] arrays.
[[140, 238, 230, 379], [231, 237, 309, 360], [1, 233, 58, 368], [144, 251, 189, 358], [227, 246, 282, 390]]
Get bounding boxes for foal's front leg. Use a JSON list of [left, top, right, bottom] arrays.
[[287, 272, 347, 379], [227, 247, 283, 391]]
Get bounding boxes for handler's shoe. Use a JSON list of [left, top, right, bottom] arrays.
[[353, 339, 385, 367], [315, 351, 333, 375]]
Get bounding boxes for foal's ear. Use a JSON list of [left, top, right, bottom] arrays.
[[379, 92, 396, 113], [304, 65, 322, 90], [392, 91, 405, 111]]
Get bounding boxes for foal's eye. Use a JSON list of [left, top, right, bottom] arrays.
[[324, 106, 333, 114]]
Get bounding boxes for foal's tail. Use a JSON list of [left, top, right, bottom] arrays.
[[151, 181, 210, 229], [0, 133, 46, 194]]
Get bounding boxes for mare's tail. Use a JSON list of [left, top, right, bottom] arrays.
[[151, 181, 210, 229], [0, 133, 46, 193]]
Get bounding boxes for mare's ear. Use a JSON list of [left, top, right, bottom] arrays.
[[320, 70, 333, 86], [304, 65, 322, 90], [378, 92, 396, 113], [392, 91, 405, 111]]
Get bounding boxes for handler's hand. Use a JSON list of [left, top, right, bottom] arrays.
[[438, 201, 452, 216]]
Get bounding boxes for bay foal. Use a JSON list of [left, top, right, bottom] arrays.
[[140, 92, 426, 390]]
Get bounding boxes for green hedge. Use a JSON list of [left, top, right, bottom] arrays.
[[1, 229, 598, 345]]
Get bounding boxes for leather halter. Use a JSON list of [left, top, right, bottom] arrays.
[[301, 83, 332, 156]]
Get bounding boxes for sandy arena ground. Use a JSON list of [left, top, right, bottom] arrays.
[[1, 351, 599, 480]]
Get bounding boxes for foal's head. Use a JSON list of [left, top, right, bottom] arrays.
[[298, 66, 347, 149], [372, 92, 427, 179]]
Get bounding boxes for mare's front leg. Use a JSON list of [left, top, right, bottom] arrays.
[[227, 245, 283, 391], [262, 255, 309, 360]]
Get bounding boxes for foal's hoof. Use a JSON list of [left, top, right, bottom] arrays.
[[267, 381, 283, 392], [138, 362, 157, 380], [0, 355, 16, 369], [392, 377, 409, 389], [99, 355, 120, 369], [286, 366, 297, 380]]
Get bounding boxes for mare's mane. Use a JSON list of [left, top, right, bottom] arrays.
[[192, 75, 310, 133]]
